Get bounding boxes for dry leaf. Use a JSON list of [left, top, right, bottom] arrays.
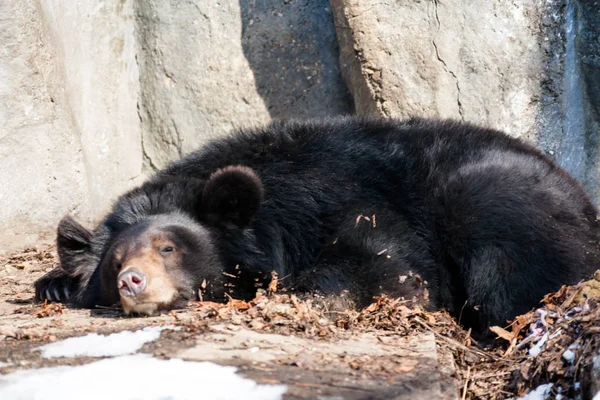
[[354, 215, 364, 227], [33, 301, 64, 318], [191, 301, 223, 312], [394, 360, 418, 373], [489, 326, 513, 342], [510, 315, 529, 337], [227, 298, 250, 310], [424, 312, 436, 325], [349, 360, 360, 370], [542, 284, 567, 304], [267, 271, 278, 295]]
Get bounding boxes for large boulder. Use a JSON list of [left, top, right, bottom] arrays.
[[331, 0, 558, 140], [2, 0, 599, 245], [574, 0, 600, 202], [39, 0, 144, 209], [134, 0, 350, 170], [1, 0, 352, 244], [0, 0, 143, 248], [0, 0, 87, 248], [239, 0, 351, 119], [134, 0, 270, 170]]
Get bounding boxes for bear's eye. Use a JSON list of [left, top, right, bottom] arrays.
[[160, 246, 174, 254]]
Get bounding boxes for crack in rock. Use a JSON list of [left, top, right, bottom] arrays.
[[432, 0, 464, 120]]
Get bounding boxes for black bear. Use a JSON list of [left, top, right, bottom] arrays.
[[35, 117, 600, 332]]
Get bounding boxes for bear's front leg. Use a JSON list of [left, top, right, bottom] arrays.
[[35, 266, 78, 303]]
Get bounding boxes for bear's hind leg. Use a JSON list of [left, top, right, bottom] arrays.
[[453, 246, 540, 332], [438, 154, 600, 333]]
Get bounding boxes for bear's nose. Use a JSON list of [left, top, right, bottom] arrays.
[[118, 269, 147, 297]]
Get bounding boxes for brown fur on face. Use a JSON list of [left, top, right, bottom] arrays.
[[118, 237, 180, 315]]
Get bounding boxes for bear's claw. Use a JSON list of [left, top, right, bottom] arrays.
[[35, 269, 76, 303]]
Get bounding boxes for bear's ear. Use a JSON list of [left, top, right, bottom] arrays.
[[56, 215, 93, 274], [201, 166, 264, 229]]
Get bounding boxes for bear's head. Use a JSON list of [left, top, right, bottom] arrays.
[[56, 166, 264, 315]]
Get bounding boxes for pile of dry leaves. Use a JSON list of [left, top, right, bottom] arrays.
[[440, 273, 600, 399], [334, 273, 600, 399], [168, 272, 600, 399]]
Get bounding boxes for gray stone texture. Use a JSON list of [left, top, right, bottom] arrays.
[[572, 0, 600, 202], [0, 0, 89, 247], [134, 0, 271, 170], [177, 325, 458, 399], [39, 0, 145, 209], [239, 0, 351, 119], [1, 0, 351, 243], [332, 0, 553, 141], [0, 0, 143, 248], [135, 0, 350, 171]]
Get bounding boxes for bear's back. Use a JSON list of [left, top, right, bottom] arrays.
[[156, 117, 580, 217]]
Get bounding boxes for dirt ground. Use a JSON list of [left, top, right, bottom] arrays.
[[0, 245, 599, 399]]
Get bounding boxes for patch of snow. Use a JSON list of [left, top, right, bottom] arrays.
[[0, 361, 12, 368], [0, 354, 287, 400], [562, 343, 579, 363], [562, 349, 575, 363], [555, 386, 563, 400], [513, 383, 553, 400], [34, 326, 172, 358], [593, 391, 600, 400], [529, 332, 549, 357], [537, 309, 548, 327]]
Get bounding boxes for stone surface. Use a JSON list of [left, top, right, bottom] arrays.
[[332, 0, 553, 141], [239, 0, 351, 119], [178, 325, 457, 400], [134, 0, 270, 170], [2, 0, 352, 242], [0, 0, 143, 247], [2, 0, 600, 241], [39, 0, 144, 212], [571, 0, 600, 202], [135, 0, 351, 171]]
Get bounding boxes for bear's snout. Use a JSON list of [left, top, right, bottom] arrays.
[[118, 269, 147, 297], [117, 245, 180, 316]]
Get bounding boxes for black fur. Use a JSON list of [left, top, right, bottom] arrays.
[[202, 166, 264, 229], [35, 117, 600, 332]]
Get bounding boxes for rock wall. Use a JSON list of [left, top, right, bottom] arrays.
[[135, 0, 349, 171], [0, 0, 143, 249], [134, 0, 270, 170], [1, 0, 599, 246], [0, 1, 89, 248], [572, 0, 600, 203], [332, 0, 560, 142], [239, 1, 351, 119], [39, 0, 144, 210]]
